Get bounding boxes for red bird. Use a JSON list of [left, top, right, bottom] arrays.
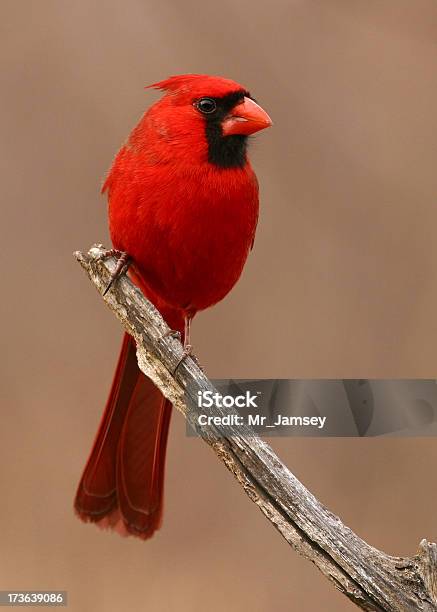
[[75, 74, 271, 539]]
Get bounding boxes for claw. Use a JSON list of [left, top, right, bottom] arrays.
[[95, 250, 131, 296], [173, 345, 193, 375], [103, 278, 115, 296], [162, 329, 182, 342], [173, 345, 204, 375]]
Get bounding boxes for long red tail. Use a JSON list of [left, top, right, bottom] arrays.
[[75, 333, 172, 539]]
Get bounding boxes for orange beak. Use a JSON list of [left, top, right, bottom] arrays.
[[222, 97, 272, 136]]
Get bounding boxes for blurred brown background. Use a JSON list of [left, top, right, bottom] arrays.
[[1, 1, 437, 610]]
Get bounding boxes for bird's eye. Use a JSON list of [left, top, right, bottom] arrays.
[[196, 98, 217, 114]]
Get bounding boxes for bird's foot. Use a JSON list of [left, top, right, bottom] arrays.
[[173, 344, 194, 375], [173, 345, 204, 375], [162, 329, 182, 343], [93, 249, 131, 296]]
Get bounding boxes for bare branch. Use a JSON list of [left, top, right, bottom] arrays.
[[75, 244, 437, 611]]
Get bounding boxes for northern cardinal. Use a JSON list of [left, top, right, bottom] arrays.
[[75, 74, 271, 539]]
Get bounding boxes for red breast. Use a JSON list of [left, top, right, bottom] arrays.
[[103, 74, 272, 317]]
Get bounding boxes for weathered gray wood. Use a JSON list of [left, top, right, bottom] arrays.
[[75, 244, 437, 611]]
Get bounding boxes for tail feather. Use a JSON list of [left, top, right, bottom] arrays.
[[117, 375, 172, 538], [75, 333, 172, 539]]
